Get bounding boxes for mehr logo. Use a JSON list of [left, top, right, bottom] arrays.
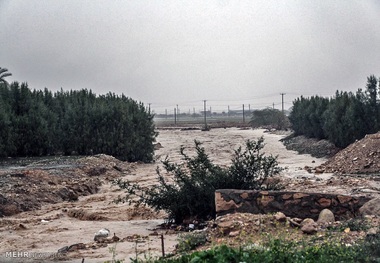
[[5, 251, 64, 259]]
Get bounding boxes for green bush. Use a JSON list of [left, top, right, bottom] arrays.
[[250, 108, 290, 130], [148, 239, 370, 263], [176, 232, 208, 253], [328, 217, 370, 232], [363, 230, 380, 262], [115, 137, 282, 224]]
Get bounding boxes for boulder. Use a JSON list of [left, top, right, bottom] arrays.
[[274, 212, 286, 222], [317, 209, 335, 224], [94, 228, 110, 242], [359, 198, 380, 217], [301, 218, 315, 227], [301, 222, 318, 235]]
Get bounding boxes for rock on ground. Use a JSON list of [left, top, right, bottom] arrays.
[[317, 209, 335, 224], [359, 197, 380, 217]]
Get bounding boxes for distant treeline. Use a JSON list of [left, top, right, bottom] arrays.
[[0, 82, 156, 162], [289, 75, 380, 148]]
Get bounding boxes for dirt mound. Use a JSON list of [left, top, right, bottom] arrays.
[[320, 132, 380, 174], [282, 135, 339, 158], [0, 154, 134, 217], [67, 208, 107, 221]]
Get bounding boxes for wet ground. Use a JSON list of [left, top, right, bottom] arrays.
[[0, 128, 379, 262]]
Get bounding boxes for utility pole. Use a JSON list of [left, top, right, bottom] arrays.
[[273, 103, 275, 110], [176, 104, 179, 120], [242, 104, 245, 123], [248, 104, 251, 113], [174, 108, 177, 125], [280, 93, 285, 113], [203, 100, 207, 130]]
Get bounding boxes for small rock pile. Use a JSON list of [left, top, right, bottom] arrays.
[[320, 132, 380, 174], [205, 210, 380, 248]]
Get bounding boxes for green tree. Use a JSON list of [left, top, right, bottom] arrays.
[[249, 108, 289, 130], [115, 138, 282, 223], [289, 96, 329, 139], [0, 81, 156, 161], [365, 75, 379, 132], [289, 96, 309, 136], [0, 67, 12, 85]]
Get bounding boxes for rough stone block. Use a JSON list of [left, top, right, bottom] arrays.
[[215, 189, 371, 220]]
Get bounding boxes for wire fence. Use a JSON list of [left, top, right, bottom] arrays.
[[148, 92, 336, 116]]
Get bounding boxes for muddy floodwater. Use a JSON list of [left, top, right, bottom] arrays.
[[0, 156, 82, 171], [0, 128, 379, 263]]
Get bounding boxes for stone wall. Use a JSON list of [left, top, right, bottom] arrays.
[[215, 189, 371, 220]]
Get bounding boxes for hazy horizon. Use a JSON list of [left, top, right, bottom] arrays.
[[1, 1, 380, 114]]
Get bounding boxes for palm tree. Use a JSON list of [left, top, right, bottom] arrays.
[[0, 67, 12, 86]]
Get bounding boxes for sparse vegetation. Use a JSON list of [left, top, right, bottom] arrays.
[[104, 243, 124, 263], [115, 137, 282, 223], [328, 217, 371, 232], [176, 232, 208, 253]]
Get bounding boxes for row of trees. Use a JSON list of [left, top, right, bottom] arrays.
[[289, 75, 380, 148], [0, 81, 156, 162]]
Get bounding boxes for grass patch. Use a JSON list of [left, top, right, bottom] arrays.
[[133, 235, 379, 263]]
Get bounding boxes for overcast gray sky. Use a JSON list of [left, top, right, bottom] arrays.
[[1, 0, 380, 113]]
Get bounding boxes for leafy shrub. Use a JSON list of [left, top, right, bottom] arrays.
[[111, 232, 380, 263], [149, 239, 370, 263], [115, 137, 282, 223], [176, 232, 208, 253], [363, 230, 380, 262], [329, 217, 370, 232]]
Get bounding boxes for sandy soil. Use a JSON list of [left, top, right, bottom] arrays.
[[0, 128, 378, 263]]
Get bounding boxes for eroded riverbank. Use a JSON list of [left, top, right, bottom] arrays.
[[1, 128, 379, 262]]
